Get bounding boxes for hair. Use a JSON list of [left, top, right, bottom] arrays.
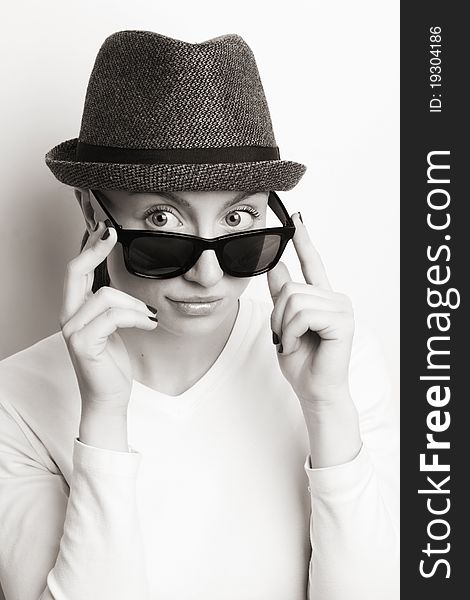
[[80, 230, 110, 293]]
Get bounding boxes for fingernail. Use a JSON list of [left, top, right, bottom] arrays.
[[297, 212, 303, 224], [272, 331, 280, 345], [100, 219, 113, 240], [146, 304, 158, 314], [148, 316, 158, 323], [92, 221, 100, 232], [278, 343, 283, 354]]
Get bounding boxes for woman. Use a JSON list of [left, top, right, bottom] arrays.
[[0, 30, 399, 599]]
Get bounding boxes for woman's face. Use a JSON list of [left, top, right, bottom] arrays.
[[82, 189, 269, 336]]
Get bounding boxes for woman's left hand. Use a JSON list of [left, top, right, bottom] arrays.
[[267, 212, 355, 409]]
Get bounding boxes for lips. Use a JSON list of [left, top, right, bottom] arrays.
[[168, 297, 222, 316], [169, 297, 222, 303]]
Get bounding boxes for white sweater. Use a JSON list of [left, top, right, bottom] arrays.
[[0, 295, 399, 600]]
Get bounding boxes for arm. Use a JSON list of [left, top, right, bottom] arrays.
[[266, 213, 398, 598], [304, 327, 399, 600], [0, 400, 150, 600]]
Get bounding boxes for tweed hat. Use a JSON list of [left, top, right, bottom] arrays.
[[44, 30, 306, 192]]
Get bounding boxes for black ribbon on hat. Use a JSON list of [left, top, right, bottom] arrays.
[[76, 142, 280, 164]]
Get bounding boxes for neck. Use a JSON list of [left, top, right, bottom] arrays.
[[119, 299, 240, 396]]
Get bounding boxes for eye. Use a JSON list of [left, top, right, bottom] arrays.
[[224, 206, 261, 229], [143, 205, 181, 229]]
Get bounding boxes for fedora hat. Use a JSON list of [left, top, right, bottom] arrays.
[[44, 30, 306, 192]]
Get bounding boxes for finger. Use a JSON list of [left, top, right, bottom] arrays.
[[280, 308, 349, 355], [273, 291, 344, 349], [61, 221, 117, 325], [266, 260, 292, 305], [68, 308, 158, 356], [291, 212, 333, 290], [61, 286, 157, 340], [270, 280, 349, 303], [281, 293, 344, 328], [267, 261, 294, 340], [80, 221, 103, 253]]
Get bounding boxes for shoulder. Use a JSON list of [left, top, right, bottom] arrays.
[[0, 332, 81, 468], [0, 331, 76, 401], [348, 317, 396, 426], [349, 317, 391, 385]]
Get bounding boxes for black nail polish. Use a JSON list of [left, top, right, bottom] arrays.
[[272, 331, 280, 345], [278, 343, 283, 354], [298, 212, 303, 224], [146, 304, 158, 314], [148, 316, 158, 323], [100, 220, 113, 240]]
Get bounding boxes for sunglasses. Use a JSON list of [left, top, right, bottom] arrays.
[[88, 189, 295, 279]]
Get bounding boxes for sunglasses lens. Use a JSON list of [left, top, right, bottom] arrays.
[[126, 232, 284, 278], [222, 233, 282, 275], [128, 236, 195, 276]]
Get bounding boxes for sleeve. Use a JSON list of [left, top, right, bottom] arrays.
[[0, 401, 150, 600], [303, 326, 400, 600]]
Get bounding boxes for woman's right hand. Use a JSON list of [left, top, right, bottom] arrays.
[[59, 221, 158, 416]]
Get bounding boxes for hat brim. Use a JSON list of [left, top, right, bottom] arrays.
[[45, 139, 306, 192]]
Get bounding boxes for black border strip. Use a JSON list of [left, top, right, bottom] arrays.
[[401, 3, 466, 595]]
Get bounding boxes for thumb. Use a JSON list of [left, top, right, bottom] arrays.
[[267, 261, 292, 305]]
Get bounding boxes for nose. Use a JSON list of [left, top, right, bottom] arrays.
[[182, 248, 224, 287]]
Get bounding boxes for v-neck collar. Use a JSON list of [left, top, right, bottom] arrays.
[[129, 295, 253, 416]]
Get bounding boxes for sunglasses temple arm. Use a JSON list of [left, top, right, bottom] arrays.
[[89, 190, 122, 230], [268, 191, 294, 227]]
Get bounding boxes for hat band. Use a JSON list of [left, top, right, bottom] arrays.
[[76, 141, 280, 164]]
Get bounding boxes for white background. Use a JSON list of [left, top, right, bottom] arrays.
[[0, 0, 399, 405]]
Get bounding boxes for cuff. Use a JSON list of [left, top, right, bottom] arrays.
[[73, 437, 142, 476], [304, 443, 374, 497]]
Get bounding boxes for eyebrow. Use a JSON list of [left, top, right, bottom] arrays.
[[128, 191, 260, 211]]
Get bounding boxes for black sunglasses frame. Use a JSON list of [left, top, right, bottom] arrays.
[[89, 188, 296, 279]]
